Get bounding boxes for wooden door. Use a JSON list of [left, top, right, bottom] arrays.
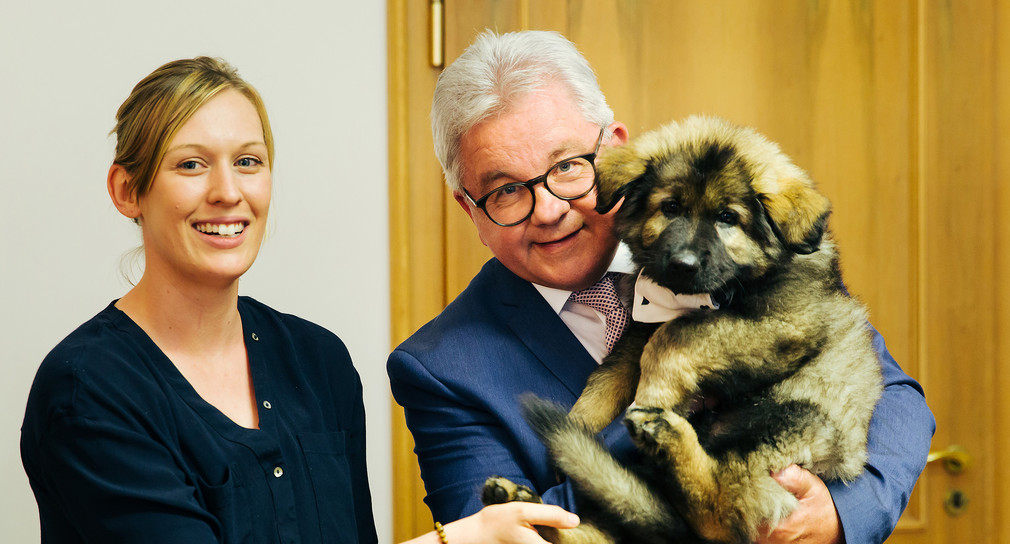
[[387, 1, 1009, 541]]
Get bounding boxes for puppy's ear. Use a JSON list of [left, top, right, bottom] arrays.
[[759, 176, 831, 254], [594, 144, 649, 214]]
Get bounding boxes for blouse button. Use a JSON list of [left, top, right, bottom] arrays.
[[263, 400, 272, 410], [251, 333, 259, 341], [273, 466, 284, 478]]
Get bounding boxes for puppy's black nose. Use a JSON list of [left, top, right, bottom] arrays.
[[667, 250, 700, 275]]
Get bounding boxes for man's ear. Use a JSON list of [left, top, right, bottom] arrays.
[[452, 191, 475, 222], [605, 121, 629, 148], [452, 191, 488, 246], [107, 164, 141, 220]]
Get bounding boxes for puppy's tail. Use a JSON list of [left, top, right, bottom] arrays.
[[520, 394, 680, 535]]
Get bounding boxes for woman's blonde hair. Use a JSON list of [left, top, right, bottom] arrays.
[[112, 56, 274, 200]]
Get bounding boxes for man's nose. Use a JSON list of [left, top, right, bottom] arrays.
[[528, 183, 569, 225]]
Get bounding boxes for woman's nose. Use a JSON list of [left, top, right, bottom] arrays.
[[208, 166, 242, 205]]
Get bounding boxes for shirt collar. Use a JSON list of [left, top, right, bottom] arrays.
[[532, 243, 635, 315]]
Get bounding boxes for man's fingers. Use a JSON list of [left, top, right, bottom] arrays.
[[771, 464, 814, 498]]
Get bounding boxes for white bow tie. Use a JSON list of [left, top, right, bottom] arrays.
[[632, 270, 720, 323]]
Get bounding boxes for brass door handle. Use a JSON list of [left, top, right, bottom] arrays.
[[927, 445, 973, 474], [430, 0, 444, 68]]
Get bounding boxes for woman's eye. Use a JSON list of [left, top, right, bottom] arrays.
[[179, 160, 200, 170], [236, 157, 263, 168]]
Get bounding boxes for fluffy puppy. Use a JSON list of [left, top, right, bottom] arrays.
[[483, 116, 883, 544]]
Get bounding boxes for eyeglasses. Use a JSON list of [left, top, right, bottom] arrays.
[[462, 127, 606, 227]]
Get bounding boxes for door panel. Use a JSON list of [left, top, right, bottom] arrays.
[[902, 2, 1004, 542], [388, 1, 1007, 541]]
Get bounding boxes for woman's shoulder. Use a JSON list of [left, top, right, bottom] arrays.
[[36, 302, 152, 379], [23, 302, 171, 436], [238, 296, 352, 362], [238, 296, 343, 340]]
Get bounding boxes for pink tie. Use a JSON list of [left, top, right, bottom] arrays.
[[570, 273, 630, 354]]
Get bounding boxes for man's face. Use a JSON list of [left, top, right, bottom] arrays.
[[454, 82, 628, 291]]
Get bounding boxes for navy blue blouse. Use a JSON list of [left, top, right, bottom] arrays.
[[21, 297, 378, 544]]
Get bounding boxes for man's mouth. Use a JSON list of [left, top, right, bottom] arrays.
[[536, 229, 580, 246], [194, 222, 246, 237]]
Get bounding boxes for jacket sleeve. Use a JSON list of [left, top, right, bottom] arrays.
[[828, 325, 935, 543], [387, 346, 637, 523], [387, 346, 565, 522]]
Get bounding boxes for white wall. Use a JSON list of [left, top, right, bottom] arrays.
[[0, 1, 392, 542]]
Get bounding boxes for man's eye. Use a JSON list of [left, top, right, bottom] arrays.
[[496, 185, 519, 196], [556, 161, 573, 173]]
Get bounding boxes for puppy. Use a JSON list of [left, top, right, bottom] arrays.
[[483, 116, 883, 544]]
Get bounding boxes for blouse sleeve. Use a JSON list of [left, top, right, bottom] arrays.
[[25, 411, 222, 543], [344, 365, 379, 544]]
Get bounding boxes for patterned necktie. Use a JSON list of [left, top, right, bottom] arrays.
[[570, 272, 630, 354]]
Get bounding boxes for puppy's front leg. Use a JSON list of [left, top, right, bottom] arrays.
[[570, 321, 657, 433]]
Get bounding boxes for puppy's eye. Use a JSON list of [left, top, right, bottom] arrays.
[[661, 200, 681, 217], [718, 210, 739, 225]]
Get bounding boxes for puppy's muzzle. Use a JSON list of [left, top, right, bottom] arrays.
[[665, 249, 701, 276]]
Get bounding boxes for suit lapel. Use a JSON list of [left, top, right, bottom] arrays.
[[485, 260, 600, 400]]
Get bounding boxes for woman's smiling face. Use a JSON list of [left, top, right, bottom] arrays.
[[137, 89, 272, 288]]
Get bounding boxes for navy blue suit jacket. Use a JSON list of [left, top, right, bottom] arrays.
[[388, 258, 934, 543]]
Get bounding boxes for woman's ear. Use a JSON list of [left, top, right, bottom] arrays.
[[107, 164, 141, 220]]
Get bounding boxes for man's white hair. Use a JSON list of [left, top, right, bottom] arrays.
[[430, 30, 614, 191]]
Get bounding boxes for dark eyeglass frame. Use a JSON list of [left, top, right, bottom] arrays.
[[462, 126, 607, 227]]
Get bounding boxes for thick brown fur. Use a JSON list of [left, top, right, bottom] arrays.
[[482, 116, 883, 544]]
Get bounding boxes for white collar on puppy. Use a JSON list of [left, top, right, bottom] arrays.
[[632, 270, 719, 322]]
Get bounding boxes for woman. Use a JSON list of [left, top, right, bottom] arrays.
[[20, 57, 576, 544]]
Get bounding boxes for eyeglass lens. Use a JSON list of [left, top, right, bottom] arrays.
[[484, 156, 596, 225]]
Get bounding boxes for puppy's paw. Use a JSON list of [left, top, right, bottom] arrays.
[[625, 406, 672, 451], [482, 476, 543, 506]]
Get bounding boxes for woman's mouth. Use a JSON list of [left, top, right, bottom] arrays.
[[194, 222, 246, 237]]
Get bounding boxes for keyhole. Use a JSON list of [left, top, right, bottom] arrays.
[[944, 489, 969, 516]]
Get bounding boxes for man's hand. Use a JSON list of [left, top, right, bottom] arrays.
[[756, 465, 843, 544]]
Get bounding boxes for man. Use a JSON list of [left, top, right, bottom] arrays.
[[388, 30, 934, 543]]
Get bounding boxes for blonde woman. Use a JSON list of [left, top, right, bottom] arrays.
[[21, 57, 575, 544]]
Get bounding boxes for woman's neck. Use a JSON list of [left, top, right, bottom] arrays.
[[116, 271, 243, 357]]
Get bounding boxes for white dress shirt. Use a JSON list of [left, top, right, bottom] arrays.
[[532, 244, 636, 363]]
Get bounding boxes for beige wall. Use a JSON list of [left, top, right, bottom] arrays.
[[0, 1, 391, 542]]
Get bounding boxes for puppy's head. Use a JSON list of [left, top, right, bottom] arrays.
[[595, 116, 831, 294]]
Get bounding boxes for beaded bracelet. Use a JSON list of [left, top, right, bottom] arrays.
[[434, 521, 448, 544]]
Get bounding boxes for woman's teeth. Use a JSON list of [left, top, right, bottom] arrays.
[[195, 223, 245, 237]]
